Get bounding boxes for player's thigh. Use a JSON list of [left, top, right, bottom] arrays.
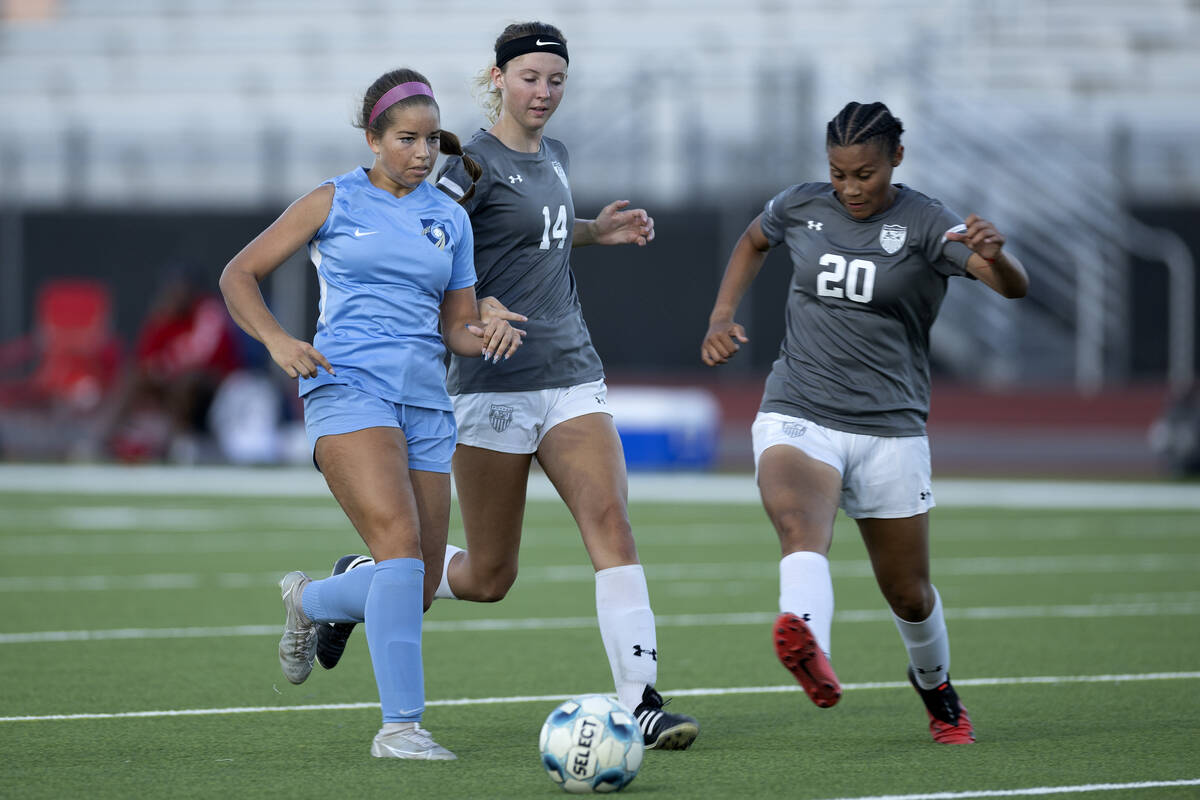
[[315, 426, 422, 560], [452, 443, 534, 572], [856, 514, 933, 620], [756, 444, 842, 555], [537, 412, 638, 569]]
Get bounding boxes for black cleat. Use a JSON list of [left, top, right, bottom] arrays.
[[907, 667, 975, 744], [633, 686, 699, 750], [314, 554, 373, 670]]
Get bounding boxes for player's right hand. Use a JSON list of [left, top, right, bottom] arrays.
[[267, 336, 334, 379], [701, 321, 749, 366]]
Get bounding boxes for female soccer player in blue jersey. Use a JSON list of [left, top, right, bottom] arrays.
[[315, 22, 699, 751], [701, 101, 1029, 744], [219, 68, 522, 760]]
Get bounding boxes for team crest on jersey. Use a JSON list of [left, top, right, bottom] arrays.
[[879, 224, 907, 254], [420, 218, 448, 250], [489, 404, 514, 433], [550, 160, 569, 189]]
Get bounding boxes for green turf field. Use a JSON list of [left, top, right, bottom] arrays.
[[1, 473, 1198, 799]]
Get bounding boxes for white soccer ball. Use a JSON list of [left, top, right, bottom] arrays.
[[539, 695, 644, 794]]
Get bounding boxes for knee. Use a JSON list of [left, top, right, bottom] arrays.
[[883, 581, 934, 621], [470, 564, 518, 603], [771, 508, 833, 553]]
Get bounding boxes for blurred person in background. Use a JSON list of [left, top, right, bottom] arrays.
[[701, 101, 1028, 744], [95, 262, 240, 463], [218, 67, 522, 760], [314, 21, 700, 752]]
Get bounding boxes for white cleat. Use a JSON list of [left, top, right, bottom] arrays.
[[370, 723, 457, 760], [277, 571, 315, 685]]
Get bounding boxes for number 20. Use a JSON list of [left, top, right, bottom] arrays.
[[816, 253, 876, 303], [540, 205, 568, 250]]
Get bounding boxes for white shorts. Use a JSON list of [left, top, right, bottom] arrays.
[[751, 411, 934, 519], [452, 378, 612, 454]]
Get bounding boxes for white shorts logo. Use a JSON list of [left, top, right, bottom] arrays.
[[488, 404, 514, 433], [879, 224, 907, 254], [782, 422, 807, 438]]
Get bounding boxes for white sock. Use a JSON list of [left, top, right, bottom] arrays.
[[779, 551, 834, 658], [892, 586, 951, 689], [434, 544, 465, 600], [595, 564, 658, 711]]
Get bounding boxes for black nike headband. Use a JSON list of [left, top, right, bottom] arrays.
[[495, 34, 569, 69]]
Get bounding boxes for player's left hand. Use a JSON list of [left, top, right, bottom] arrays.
[[592, 200, 655, 246], [945, 213, 1005, 262]]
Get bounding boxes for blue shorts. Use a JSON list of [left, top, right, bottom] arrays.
[[302, 383, 456, 473]]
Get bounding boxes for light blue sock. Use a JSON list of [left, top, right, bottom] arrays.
[[365, 558, 425, 723], [301, 562, 375, 623]]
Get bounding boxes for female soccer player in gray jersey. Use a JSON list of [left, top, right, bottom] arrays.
[[701, 102, 1028, 744], [328, 21, 698, 751]]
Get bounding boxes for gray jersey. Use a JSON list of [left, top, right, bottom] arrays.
[[758, 183, 974, 436], [436, 130, 603, 394]]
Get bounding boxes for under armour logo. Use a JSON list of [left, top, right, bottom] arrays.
[[632, 645, 658, 661], [919, 491, 931, 500], [915, 664, 944, 674], [800, 613, 811, 622], [594, 395, 606, 405], [807, 220, 823, 230], [508, 174, 523, 183]]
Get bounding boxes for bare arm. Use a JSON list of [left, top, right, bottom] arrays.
[[949, 213, 1029, 298], [441, 287, 525, 361], [218, 184, 335, 378], [701, 214, 771, 366], [572, 199, 655, 247]]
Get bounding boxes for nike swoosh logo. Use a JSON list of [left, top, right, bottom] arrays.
[[536, 39, 559, 46], [354, 228, 378, 237]]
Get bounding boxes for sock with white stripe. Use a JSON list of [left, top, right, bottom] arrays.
[[779, 550, 834, 658], [892, 586, 951, 689], [595, 564, 658, 712]]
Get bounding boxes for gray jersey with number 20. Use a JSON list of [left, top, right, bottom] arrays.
[[758, 183, 974, 436]]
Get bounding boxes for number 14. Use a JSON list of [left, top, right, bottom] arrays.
[[540, 205, 568, 250]]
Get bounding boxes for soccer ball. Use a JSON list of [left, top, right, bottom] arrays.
[[539, 695, 643, 794]]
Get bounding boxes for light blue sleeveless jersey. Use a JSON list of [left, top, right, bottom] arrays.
[[298, 167, 476, 411]]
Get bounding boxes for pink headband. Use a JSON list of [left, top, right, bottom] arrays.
[[368, 81, 435, 127]]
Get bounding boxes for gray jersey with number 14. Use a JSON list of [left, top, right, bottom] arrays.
[[436, 130, 604, 395], [758, 182, 975, 436]]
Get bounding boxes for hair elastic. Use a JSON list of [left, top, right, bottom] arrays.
[[495, 34, 569, 69], [368, 81, 435, 127]]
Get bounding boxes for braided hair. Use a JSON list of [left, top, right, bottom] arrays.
[[826, 101, 904, 157]]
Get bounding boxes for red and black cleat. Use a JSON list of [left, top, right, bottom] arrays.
[[907, 667, 975, 744], [773, 612, 842, 708]]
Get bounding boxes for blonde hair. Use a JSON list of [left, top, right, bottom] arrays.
[[475, 21, 568, 124]]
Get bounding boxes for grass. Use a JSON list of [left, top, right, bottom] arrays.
[[1, 476, 1198, 799]]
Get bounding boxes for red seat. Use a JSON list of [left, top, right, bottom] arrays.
[[1, 279, 122, 411]]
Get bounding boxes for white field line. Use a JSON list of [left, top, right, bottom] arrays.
[[3, 600, 1198, 644], [6, 554, 1200, 592], [1, 671, 1197, 724], [3, 464, 1200, 508], [816, 778, 1200, 800]]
